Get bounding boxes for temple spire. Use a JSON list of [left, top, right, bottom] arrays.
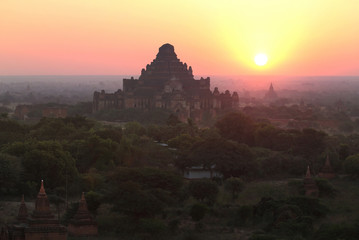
[[68, 192, 98, 236], [32, 180, 53, 218], [39, 179, 45, 194], [17, 194, 28, 223], [79, 192, 87, 211], [318, 155, 336, 179], [264, 82, 278, 100], [304, 165, 318, 197]]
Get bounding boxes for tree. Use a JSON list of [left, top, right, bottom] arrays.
[[0, 119, 28, 147], [224, 177, 244, 200], [186, 137, 258, 179], [95, 127, 122, 143], [190, 203, 207, 221], [188, 179, 219, 204], [254, 123, 278, 149], [215, 112, 255, 145], [168, 134, 200, 152], [67, 134, 120, 172], [3, 140, 78, 190], [124, 121, 146, 136], [0, 153, 22, 194], [107, 181, 165, 218], [85, 191, 103, 215], [343, 154, 359, 177], [106, 167, 183, 218], [166, 114, 181, 126]]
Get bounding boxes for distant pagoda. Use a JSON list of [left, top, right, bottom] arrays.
[[318, 156, 336, 179], [264, 83, 278, 100], [303, 166, 318, 197], [68, 192, 98, 237]]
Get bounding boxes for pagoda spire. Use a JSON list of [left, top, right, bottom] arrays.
[[270, 82, 274, 90], [318, 155, 336, 179], [304, 165, 318, 197], [79, 192, 87, 211], [68, 192, 98, 236], [17, 194, 28, 223], [32, 180, 53, 218], [26, 180, 67, 239], [39, 179, 45, 194]]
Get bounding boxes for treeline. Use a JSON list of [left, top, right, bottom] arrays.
[[1, 112, 359, 194], [1, 112, 359, 239]]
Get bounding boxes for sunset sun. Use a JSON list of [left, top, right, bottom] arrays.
[[254, 53, 268, 66]]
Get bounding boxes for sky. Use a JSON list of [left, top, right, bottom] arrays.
[[0, 0, 358, 76]]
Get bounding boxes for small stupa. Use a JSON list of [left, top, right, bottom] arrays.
[[304, 166, 318, 197], [68, 192, 98, 237], [318, 156, 336, 179]]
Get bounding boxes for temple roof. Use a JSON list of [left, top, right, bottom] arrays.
[[138, 43, 196, 90], [156, 43, 177, 61]]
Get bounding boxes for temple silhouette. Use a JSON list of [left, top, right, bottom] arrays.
[[264, 83, 278, 101], [93, 43, 239, 121], [2, 181, 97, 240]]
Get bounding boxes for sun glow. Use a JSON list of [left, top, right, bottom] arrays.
[[254, 53, 268, 66]]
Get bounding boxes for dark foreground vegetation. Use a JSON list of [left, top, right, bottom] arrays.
[[1, 112, 359, 239]]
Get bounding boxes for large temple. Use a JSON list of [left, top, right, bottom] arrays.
[[93, 43, 239, 121]]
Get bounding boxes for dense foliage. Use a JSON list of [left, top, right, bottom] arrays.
[[1, 111, 359, 239]]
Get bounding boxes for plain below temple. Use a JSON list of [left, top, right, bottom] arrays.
[[93, 43, 239, 121]]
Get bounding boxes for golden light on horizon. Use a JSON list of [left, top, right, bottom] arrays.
[[254, 53, 268, 66], [0, 0, 358, 75]]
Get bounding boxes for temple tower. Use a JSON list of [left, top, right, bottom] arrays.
[[318, 156, 336, 179], [68, 192, 98, 237], [264, 83, 278, 100], [24, 180, 67, 240], [17, 195, 28, 224]]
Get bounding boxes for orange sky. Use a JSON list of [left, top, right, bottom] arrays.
[[0, 0, 358, 76]]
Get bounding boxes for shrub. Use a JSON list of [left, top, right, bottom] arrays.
[[138, 218, 168, 237], [224, 177, 244, 199], [190, 203, 208, 222], [230, 205, 253, 227], [287, 197, 329, 218], [344, 154, 359, 178], [315, 178, 337, 198], [313, 223, 359, 240], [188, 179, 219, 204], [85, 191, 103, 215], [249, 233, 277, 240]]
